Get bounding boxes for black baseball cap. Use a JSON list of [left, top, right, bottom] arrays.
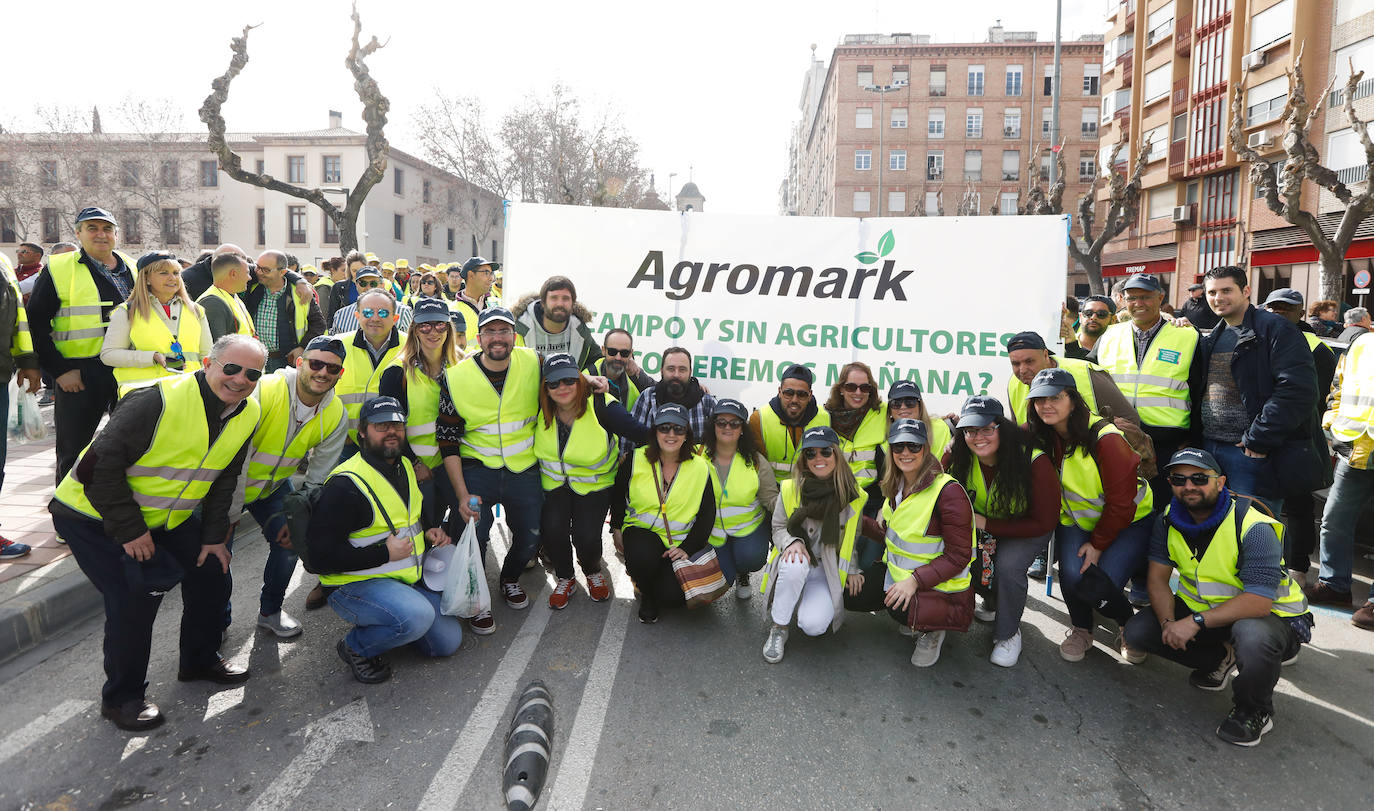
[[75, 206, 117, 226], [1007, 331, 1050, 353], [449, 310, 468, 332], [304, 335, 346, 361], [477, 307, 515, 329], [411, 298, 450, 324], [1026, 367, 1077, 399], [1187, 283, 1205, 292], [1083, 294, 1117, 314], [542, 352, 580, 383], [956, 395, 1005, 429], [1165, 447, 1221, 473], [461, 256, 501, 275], [800, 425, 840, 449], [887, 418, 928, 447], [354, 267, 383, 281], [1123, 273, 1164, 292], [887, 380, 922, 401], [712, 398, 748, 421], [359, 395, 406, 424], [779, 363, 815, 386], [136, 251, 176, 271], [1263, 288, 1304, 308], [653, 402, 689, 427]]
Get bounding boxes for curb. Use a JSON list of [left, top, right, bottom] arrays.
[[0, 568, 103, 666]]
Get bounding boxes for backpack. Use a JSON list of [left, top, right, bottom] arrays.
[[1089, 416, 1158, 482], [282, 486, 325, 574]]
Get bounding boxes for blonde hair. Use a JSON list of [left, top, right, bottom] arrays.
[[128, 258, 198, 322], [790, 444, 861, 504], [399, 319, 457, 382], [880, 441, 942, 502]]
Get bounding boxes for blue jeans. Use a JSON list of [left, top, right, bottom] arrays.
[[1203, 439, 1283, 517], [246, 481, 297, 615], [327, 578, 463, 658], [714, 523, 771, 582], [461, 462, 544, 581], [1318, 457, 1374, 593], [0, 380, 9, 495], [1055, 516, 1152, 629]]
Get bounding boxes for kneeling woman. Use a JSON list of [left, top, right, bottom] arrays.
[[760, 426, 867, 663], [704, 398, 778, 597], [1025, 368, 1154, 663], [611, 403, 715, 624], [846, 419, 976, 668]]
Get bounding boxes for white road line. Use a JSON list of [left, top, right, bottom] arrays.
[[546, 545, 635, 811], [0, 699, 92, 765], [205, 623, 259, 722]]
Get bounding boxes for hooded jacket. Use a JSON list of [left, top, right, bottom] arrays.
[[510, 293, 602, 371]]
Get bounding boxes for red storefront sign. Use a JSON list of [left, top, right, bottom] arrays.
[[1102, 257, 1177, 277], [1250, 239, 1374, 266]]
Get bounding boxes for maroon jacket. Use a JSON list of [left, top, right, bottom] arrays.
[[885, 468, 976, 632], [1044, 431, 1142, 550]]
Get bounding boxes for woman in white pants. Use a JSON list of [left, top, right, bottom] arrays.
[[759, 425, 868, 663]]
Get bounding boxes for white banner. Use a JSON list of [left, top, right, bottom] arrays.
[[504, 204, 1067, 413]]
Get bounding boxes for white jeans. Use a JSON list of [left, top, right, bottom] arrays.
[[771, 558, 833, 636]]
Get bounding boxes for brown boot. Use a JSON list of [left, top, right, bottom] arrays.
[[1304, 582, 1354, 608], [1353, 602, 1374, 631], [304, 582, 327, 610]]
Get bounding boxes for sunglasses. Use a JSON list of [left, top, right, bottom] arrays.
[[480, 328, 514, 337], [1082, 310, 1112, 319], [890, 397, 921, 409], [961, 425, 997, 438], [356, 279, 384, 289], [803, 447, 834, 459], [656, 423, 687, 436], [604, 347, 632, 358], [841, 382, 875, 393], [414, 322, 448, 334], [714, 418, 743, 429], [359, 308, 391, 318], [544, 377, 577, 390], [1168, 473, 1220, 487], [306, 358, 343, 375], [890, 442, 924, 454], [779, 388, 809, 399], [212, 358, 264, 381]]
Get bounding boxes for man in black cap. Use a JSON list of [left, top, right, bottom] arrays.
[[308, 396, 461, 684], [451, 256, 500, 347], [747, 363, 826, 482], [1178, 282, 1220, 330], [27, 207, 135, 483], [1005, 330, 1136, 426], [1123, 448, 1311, 747], [627, 346, 717, 454], [1072, 295, 1117, 356]]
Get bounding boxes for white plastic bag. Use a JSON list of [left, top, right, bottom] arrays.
[[7, 379, 46, 444], [440, 519, 490, 618]]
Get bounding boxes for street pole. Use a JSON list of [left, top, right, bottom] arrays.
[[876, 90, 885, 214], [1049, 0, 1063, 185]]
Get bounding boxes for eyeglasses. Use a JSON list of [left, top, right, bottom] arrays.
[[414, 322, 447, 334], [890, 442, 924, 454], [714, 418, 743, 430], [841, 382, 875, 393], [468, 268, 493, 276], [604, 347, 632, 358], [480, 328, 514, 337], [544, 378, 577, 390], [803, 447, 834, 459], [656, 424, 687, 436], [779, 388, 809, 399], [962, 425, 997, 438], [356, 279, 383, 289], [890, 397, 921, 409], [359, 308, 391, 319], [212, 358, 264, 381], [306, 358, 343, 375], [1082, 310, 1112, 319], [1168, 473, 1220, 487]]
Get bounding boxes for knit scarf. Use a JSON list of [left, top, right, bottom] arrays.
[[1166, 487, 1232, 555], [827, 406, 865, 440], [786, 476, 857, 558]]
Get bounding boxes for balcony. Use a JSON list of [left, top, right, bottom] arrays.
[[930, 87, 947, 97], [1247, 96, 1287, 127], [1083, 123, 1099, 138], [964, 171, 982, 182], [1002, 171, 1020, 181], [1146, 19, 1173, 47], [1336, 166, 1367, 186], [1168, 140, 1186, 179], [927, 170, 944, 181], [1172, 77, 1189, 112], [1330, 76, 1374, 107], [1175, 18, 1191, 55], [1117, 50, 1134, 71]]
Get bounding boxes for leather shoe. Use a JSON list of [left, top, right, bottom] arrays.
[[337, 638, 392, 684], [101, 700, 165, 731], [305, 582, 328, 610], [177, 657, 250, 685]]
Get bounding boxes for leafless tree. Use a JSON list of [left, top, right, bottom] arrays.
[[1230, 46, 1367, 302], [409, 178, 503, 258], [199, 2, 388, 253], [956, 183, 982, 216]]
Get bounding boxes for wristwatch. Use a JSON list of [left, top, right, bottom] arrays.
[[1191, 612, 1206, 628]]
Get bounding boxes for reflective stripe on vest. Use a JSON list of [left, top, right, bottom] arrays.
[[758, 405, 829, 481], [318, 456, 426, 586], [880, 472, 973, 593], [196, 285, 255, 337], [1095, 321, 1197, 428], [336, 330, 405, 444], [112, 301, 205, 392], [624, 449, 711, 548], [707, 452, 765, 546], [396, 361, 444, 468], [48, 251, 130, 358], [53, 374, 261, 529], [1331, 333, 1374, 443], [837, 408, 887, 489], [957, 447, 1045, 519], [534, 394, 619, 494], [444, 346, 540, 472], [1165, 499, 1309, 618], [1057, 422, 1154, 530], [244, 373, 345, 504], [1008, 356, 1103, 425]]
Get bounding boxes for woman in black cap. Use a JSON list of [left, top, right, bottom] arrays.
[[845, 419, 975, 668], [101, 251, 212, 397], [760, 425, 866, 663], [945, 395, 1060, 667], [704, 398, 778, 599], [884, 379, 953, 458], [609, 403, 716, 623], [535, 353, 646, 610]]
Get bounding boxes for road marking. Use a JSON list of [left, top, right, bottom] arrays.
[[247, 699, 374, 810], [0, 699, 92, 765], [204, 624, 259, 722], [1281, 682, 1374, 730], [546, 543, 634, 811]]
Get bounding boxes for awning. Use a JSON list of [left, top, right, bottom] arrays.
[[1102, 244, 1178, 277], [1250, 212, 1374, 265], [1251, 239, 1374, 266]]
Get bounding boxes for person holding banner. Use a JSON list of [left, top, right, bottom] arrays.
[[703, 398, 778, 598], [610, 403, 716, 624], [761, 426, 865, 663], [1025, 368, 1154, 663], [535, 353, 647, 610], [100, 252, 213, 397], [944, 396, 1060, 667], [750, 363, 827, 483]]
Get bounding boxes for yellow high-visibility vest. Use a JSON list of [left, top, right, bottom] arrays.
[[243, 372, 345, 504], [1008, 356, 1103, 424], [47, 250, 134, 358], [1095, 320, 1198, 428], [758, 406, 829, 481], [1165, 498, 1309, 617], [336, 329, 405, 444], [837, 407, 886, 489], [707, 451, 766, 546], [197, 284, 255, 337], [318, 454, 425, 586], [1331, 333, 1374, 443], [624, 448, 711, 548], [881, 472, 973, 593], [112, 301, 204, 394], [534, 395, 618, 494], [1058, 422, 1154, 530], [444, 346, 540, 472]]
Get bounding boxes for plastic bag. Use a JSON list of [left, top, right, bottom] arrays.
[[7, 379, 46, 444], [440, 519, 490, 618]]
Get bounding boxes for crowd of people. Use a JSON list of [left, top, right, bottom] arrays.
[[1, 205, 1370, 750]]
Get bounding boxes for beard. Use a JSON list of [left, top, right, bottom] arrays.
[[665, 379, 686, 399], [603, 358, 625, 377], [365, 435, 404, 460], [1082, 321, 1107, 337], [545, 306, 570, 324]]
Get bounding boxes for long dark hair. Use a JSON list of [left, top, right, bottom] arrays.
[[1026, 387, 1096, 455], [704, 417, 759, 467], [645, 425, 698, 464], [947, 417, 1035, 518]]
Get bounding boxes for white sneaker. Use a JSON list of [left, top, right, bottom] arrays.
[[762, 625, 788, 663], [257, 610, 303, 639], [973, 599, 996, 622], [735, 573, 753, 600], [990, 632, 1022, 668], [911, 630, 946, 668]]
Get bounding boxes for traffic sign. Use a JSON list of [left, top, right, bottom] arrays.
[[1354, 268, 1371, 288]]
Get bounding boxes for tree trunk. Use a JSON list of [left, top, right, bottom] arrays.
[[1320, 251, 1346, 303]]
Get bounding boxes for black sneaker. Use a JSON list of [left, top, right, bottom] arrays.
[[1027, 554, 1048, 581], [336, 638, 392, 684], [1189, 644, 1237, 692], [637, 595, 659, 624], [1216, 705, 1273, 747]]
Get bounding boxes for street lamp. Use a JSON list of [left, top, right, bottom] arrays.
[[668, 172, 678, 210], [863, 81, 907, 214]]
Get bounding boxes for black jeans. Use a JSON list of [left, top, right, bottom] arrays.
[[541, 485, 610, 580], [841, 560, 907, 625], [623, 526, 702, 607], [1283, 491, 1318, 574], [52, 359, 117, 485], [1123, 596, 1299, 715], [53, 513, 228, 707]]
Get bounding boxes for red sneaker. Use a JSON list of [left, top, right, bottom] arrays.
[[585, 571, 611, 602], [549, 578, 576, 610]]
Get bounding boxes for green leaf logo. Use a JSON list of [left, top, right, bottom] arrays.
[[878, 229, 895, 257], [855, 251, 880, 264]]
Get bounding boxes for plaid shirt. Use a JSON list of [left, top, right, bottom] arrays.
[[329, 302, 413, 334], [254, 285, 289, 351], [88, 254, 134, 301]]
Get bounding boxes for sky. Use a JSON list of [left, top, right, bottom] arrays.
[[3, 0, 1102, 215]]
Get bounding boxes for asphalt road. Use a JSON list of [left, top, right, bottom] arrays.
[[2, 523, 1372, 810]]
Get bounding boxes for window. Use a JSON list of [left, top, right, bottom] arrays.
[[324, 214, 339, 244], [201, 208, 219, 244], [42, 208, 59, 243], [852, 191, 871, 212], [892, 67, 909, 85], [423, 179, 432, 203], [393, 167, 404, 195], [447, 227, 456, 252], [1083, 64, 1101, 96], [200, 160, 218, 187], [1329, 128, 1365, 171], [967, 65, 985, 96], [1335, 36, 1374, 86], [925, 191, 940, 215], [1246, 76, 1288, 126], [855, 150, 872, 170], [1102, 87, 1132, 122], [1006, 64, 1023, 96], [1044, 64, 1056, 96], [1004, 108, 1022, 138], [40, 161, 57, 187], [857, 66, 873, 87], [1002, 150, 1020, 181], [159, 160, 178, 187], [890, 150, 907, 171], [856, 107, 874, 128], [888, 191, 906, 213], [1173, 113, 1188, 141], [1042, 107, 1054, 137], [927, 151, 945, 180], [119, 161, 137, 187], [81, 160, 98, 187], [447, 188, 458, 212], [1042, 154, 1053, 181], [930, 67, 947, 96], [928, 108, 945, 138], [1079, 151, 1097, 181], [1338, 0, 1374, 24], [964, 150, 982, 182], [966, 108, 983, 138], [423, 221, 432, 247], [1000, 192, 1020, 214], [1249, 0, 1291, 52], [0, 161, 11, 186], [323, 155, 342, 183], [1148, 184, 1176, 219], [255, 159, 265, 175], [288, 206, 307, 244], [891, 107, 908, 128], [0, 209, 15, 242], [1147, 2, 1175, 45], [1143, 65, 1171, 105], [1144, 124, 1169, 161], [161, 209, 181, 245], [393, 213, 404, 240], [288, 156, 306, 184], [256, 208, 266, 246], [1082, 107, 1098, 137], [1198, 170, 1238, 274], [123, 209, 142, 243]]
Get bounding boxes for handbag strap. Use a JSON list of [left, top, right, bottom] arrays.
[[652, 460, 675, 547]]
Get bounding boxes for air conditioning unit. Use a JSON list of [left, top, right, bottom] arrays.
[[1243, 52, 1266, 71], [1171, 204, 1195, 224], [1248, 130, 1275, 149]]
